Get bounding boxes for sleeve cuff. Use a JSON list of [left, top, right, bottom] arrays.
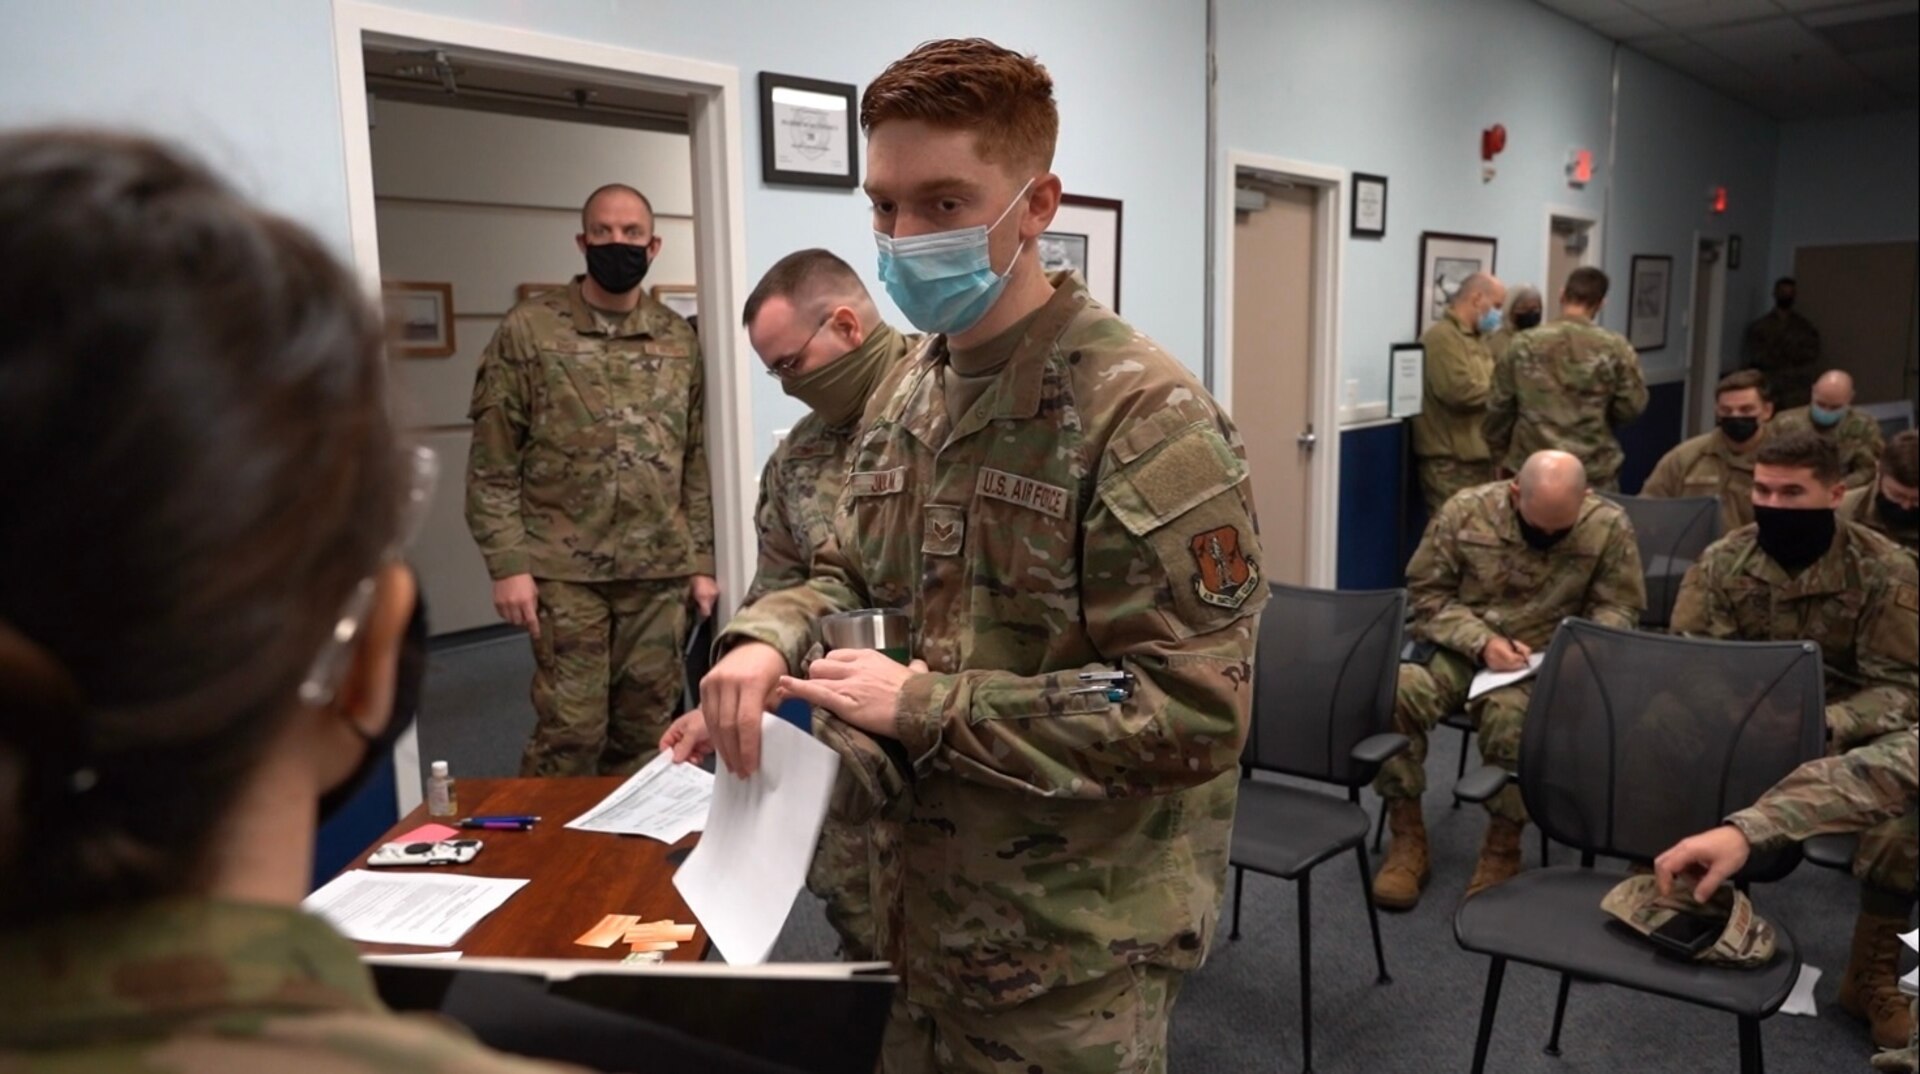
[[1444, 622, 1495, 663], [691, 554, 717, 577], [484, 552, 530, 580], [714, 616, 804, 674], [1725, 811, 1786, 851], [895, 671, 950, 772]]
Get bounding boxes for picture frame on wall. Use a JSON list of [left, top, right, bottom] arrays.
[[758, 72, 859, 189], [1351, 173, 1388, 238], [651, 284, 698, 322], [1389, 342, 1425, 418], [1040, 194, 1123, 311], [382, 281, 455, 358], [1628, 254, 1673, 352], [1416, 232, 1498, 334]]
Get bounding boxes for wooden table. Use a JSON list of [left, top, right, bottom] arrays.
[[341, 777, 708, 962]]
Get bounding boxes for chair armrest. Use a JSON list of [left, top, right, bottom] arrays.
[[1350, 733, 1409, 765], [1453, 765, 1511, 804]]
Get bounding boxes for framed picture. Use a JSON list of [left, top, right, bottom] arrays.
[[1727, 235, 1743, 271], [1416, 232, 1498, 334], [1389, 342, 1425, 418], [516, 282, 567, 303], [758, 72, 858, 189], [651, 284, 698, 322], [1628, 255, 1673, 352], [1041, 194, 1123, 311], [1351, 172, 1388, 238], [382, 281, 455, 358]]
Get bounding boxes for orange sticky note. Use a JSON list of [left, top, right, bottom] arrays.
[[575, 913, 640, 948]]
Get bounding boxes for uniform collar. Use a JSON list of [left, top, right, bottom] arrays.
[[0, 899, 381, 1049], [904, 271, 1091, 450], [1711, 427, 1765, 469], [1444, 309, 1479, 337], [1495, 489, 1602, 547], [1741, 524, 1853, 598], [565, 275, 658, 338]]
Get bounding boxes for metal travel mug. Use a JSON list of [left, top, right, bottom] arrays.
[[820, 609, 912, 664]]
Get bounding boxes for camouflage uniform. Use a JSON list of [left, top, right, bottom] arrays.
[[1844, 484, 1920, 555], [1742, 309, 1821, 411], [0, 900, 579, 1073], [1774, 405, 1886, 490], [721, 274, 1263, 1073], [1376, 483, 1646, 821], [746, 322, 917, 964], [466, 278, 713, 776], [1672, 521, 1920, 893], [1485, 314, 1648, 490], [1641, 428, 1763, 533], [1411, 312, 1497, 511]]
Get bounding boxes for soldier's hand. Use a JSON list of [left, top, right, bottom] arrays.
[[779, 650, 929, 739], [689, 574, 720, 619], [1653, 825, 1751, 902], [659, 709, 713, 765], [493, 574, 540, 638], [701, 642, 788, 778], [1481, 636, 1531, 672]]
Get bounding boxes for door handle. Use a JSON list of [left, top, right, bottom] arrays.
[[1297, 425, 1317, 451]]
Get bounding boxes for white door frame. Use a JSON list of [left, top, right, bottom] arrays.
[[1682, 233, 1729, 437], [1217, 150, 1345, 588], [331, 2, 754, 812], [1541, 203, 1602, 294]]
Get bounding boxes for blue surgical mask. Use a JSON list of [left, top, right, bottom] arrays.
[[1478, 307, 1504, 335], [874, 179, 1032, 335], [1810, 404, 1846, 428]]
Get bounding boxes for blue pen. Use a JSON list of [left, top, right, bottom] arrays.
[[461, 814, 540, 826]]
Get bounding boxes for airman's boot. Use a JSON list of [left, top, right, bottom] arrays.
[[1371, 799, 1430, 911], [1464, 815, 1525, 900], [1839, 887, 1917, 1050]]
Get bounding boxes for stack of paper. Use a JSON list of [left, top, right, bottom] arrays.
[[566, 751, 714, 843], [305, 870, 527, 947], [1468, 653, 1546, 700]]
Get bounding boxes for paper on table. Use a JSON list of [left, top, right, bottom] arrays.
[[304, 870, 526, 947], [674, 711, 838, 964], [566, 750, 714, 842], [1468, 653, 1546, 701], [365, 950, 464, 962], [1779, 964, 1822, 1016]]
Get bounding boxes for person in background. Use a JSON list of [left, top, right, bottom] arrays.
[[1773, 369, 1886, 489], [0, 129, 576, 1074], [1371, 452, 1644, 911], [1411, 272, 1508, 511], [660, 248, 917, 964], [1642, 369, 1774, 532], [1671, 430, 1919, 1050], [1742, 276, 1821, 411], [1485, 267, 1647, 491], [466, 182, 717, 778], [1482, 283, 1542, 367], [1843, 429, 1919, 555]]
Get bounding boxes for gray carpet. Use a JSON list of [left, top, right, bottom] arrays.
[[423, 630, 1902, 1073]]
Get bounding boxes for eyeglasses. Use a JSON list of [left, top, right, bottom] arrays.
[[763, 315, 834, 380], [298, 444, 439, 706]]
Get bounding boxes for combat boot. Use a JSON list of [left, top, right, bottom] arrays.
[[1371, 799, 1430, 911], [1839, 888, 1917, 1050], [1464, 815, 1525, 900]]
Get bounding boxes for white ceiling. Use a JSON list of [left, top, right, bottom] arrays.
[[1536, 0, 1918, 119]]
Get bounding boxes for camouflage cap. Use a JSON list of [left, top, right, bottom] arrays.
[[1600, 874, 1778, 967]]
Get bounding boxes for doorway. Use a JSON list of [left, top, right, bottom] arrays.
[[1543, 207, 1601, 302], [1684, 236, 1728, 437], [1792, 241, 1920, 406], [1221, 154, 1345, 587]]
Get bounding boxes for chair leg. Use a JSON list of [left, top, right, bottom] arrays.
[[1230, 866, 1244, 941], [1738, 1016, 1764, 1074], [1452, 723, 1471, 809], [1354, 844, 1391, 984], [1470, 958, 1507, 1074], [1539, 829, 1550, 868], [1543, 971, 1573, 1056], [1297, 874, 1314, 1074], [1372, 800, 1387, 852]]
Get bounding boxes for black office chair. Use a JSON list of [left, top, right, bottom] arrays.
[[1601, 493, 1721, 631], [1228, 583, 1408, 1074], [1451, 619, 1825, 1074]]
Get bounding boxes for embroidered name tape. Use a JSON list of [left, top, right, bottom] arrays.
[[848, 468, 906, 498]]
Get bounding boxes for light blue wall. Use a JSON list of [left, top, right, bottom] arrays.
[[0, 0, 1207, 470], [1770, 109, 1920, 279], [1217, 0, 1778, 399]]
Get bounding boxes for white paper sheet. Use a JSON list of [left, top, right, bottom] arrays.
[[1901, 929, 1918, 997], [364, 951, 464, 962], [304, 870, 527, 947], [1468, 653, 1546, 700], [673, 711, 838, 965], [1779, 964, 1822, 1016], [566, 750, 715, 842]]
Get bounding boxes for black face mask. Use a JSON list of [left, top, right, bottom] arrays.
[[1719, 415, 1761, 444], [584, 241, 651, 295], [1877, 493, 1920, 529], [1517, 515, 1572, 551], [1512, 310, 1543, 331], [1753, 505, 1837, 572], [318, 594, 429, 823], [1775, 296, 1795, 311]]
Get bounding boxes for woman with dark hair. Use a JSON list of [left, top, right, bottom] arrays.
[[0, 129, 578, 1073]]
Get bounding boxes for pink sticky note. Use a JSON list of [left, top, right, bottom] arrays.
[[396, 823, 461, 843]]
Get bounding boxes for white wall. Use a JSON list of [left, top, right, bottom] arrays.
[[372, 100, 695, 633], [1769, 109, 1920, 279]]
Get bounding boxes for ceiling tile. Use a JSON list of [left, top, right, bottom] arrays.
[[1775, 0, 1914, 12], [1627, 0, 1785, 29], [1593, 10, 1673, 35], [1538, 0, 1642, 19], [1691, 18, 1831, 60], [1849, 44, 1920, 82]]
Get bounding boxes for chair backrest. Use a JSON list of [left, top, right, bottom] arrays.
[[1601, 493, 1721, 629], [1519, 619, 1826, 879], [1247, 583, 1405, 787], [1858, 400, 1915, 441]]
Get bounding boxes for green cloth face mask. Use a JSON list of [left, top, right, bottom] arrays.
[[781, 321, 900, 430]]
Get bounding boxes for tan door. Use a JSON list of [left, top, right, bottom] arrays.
[[1793, 241, 1919, 405], [1546, 218, 1590, 301], [1231, 179, 1315, 584]]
